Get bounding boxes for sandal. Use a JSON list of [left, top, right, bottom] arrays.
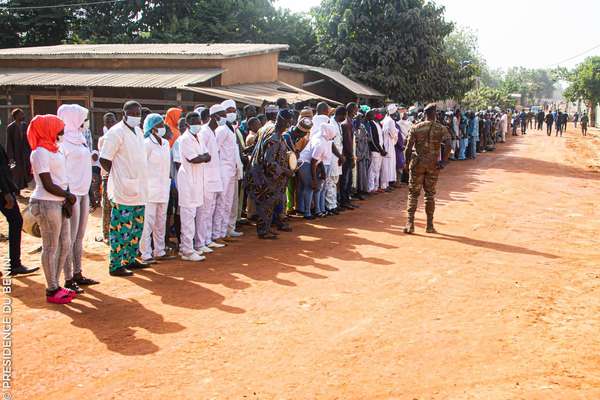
[[73, 273, 100, 286]]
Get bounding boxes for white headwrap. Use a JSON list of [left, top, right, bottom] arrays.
[[57, 104, 89, 145], [387, 104, 398, 115], [221, 99, 236, 110], [209, 104, 225, 115]]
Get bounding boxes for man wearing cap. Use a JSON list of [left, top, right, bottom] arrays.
[[283, 117, 312, 214], [403, 103, 451, 234], [258, 104, 279, 143], [247, 110, 294, 239], [215, 99, 244, 241], [195, 105, 226, 253]]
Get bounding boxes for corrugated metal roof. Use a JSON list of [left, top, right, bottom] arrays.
[[0, 43, 289, 60], [279, 62, 385, 98], [181, 81, 340, 107], [0, 68, 224, 88]]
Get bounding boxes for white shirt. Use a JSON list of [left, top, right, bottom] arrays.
[[299, 136, 327, 164], [60, 141, 92, 196], [98, 135, 108, 177], [177, 131, 206, 208], [144, 135, 171, 204], [382, 116, 398, 159], [330, 120, 343, 176], [215, 125, 238, 181], [398, 119, 412, 140], [99, 120, 148, 206], [311, 114, 329, 138], [199, 124, 223, 193], [30, 147, 68, 202]]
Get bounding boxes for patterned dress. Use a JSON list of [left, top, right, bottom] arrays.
[[246, 128, 292, 235]]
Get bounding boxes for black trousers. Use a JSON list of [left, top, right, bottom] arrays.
[[0, 193, 22, 270], [340, 159, 353, 205]]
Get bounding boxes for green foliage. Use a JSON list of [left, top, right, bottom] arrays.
[[313, 0, 462, 103], [462, 86, 513, 110], [562, 56, 600, 106]]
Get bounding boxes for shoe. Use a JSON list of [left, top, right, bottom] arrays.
[[155, 254, 177, 261], [208, 241, 226, 249], [327, 208, 340, 215], [9, 265, 40, 276], [277, 224, 292, 232], [181, 252, 205, 262], [129, 261, 151, 270], [141, 257, 157, 265], [64, 279, 84, 294], [258, 233, 278, 240], [426, 225, 438, 234], [199, 246, 213, 253], [404, 222, 415, 234], [109, 267, 134, 277], [303, 215, 315, 220], [228, 230, 244, 238], [72, 273, 99, 286], [46, 288, 74, 304]]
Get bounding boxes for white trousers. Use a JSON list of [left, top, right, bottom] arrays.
[[228, 179, 240, 233], [180, 206, 200, 256], [213, 177, 236, 240], [368, 152, 383, 192], [140, 202, 168, 259], [195, 191, 217, 247], [325, 173, 339, 210]]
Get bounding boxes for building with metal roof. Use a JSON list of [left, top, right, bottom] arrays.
[[278, 62, 385, 105], [0, 43, 338, 143]]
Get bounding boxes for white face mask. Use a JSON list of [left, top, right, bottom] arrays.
[[189, 125, 202, 134], [125, 115, 141, 127], [217, 117, 227, 126], [83, 120, 90, 130], [226, 112, 237, 123], [156, 127, 166, 137]]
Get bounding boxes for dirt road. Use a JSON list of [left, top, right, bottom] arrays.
[[6, 125, 600, 399]]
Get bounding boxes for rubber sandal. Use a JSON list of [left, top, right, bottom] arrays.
[[47, 288, 73, 304]]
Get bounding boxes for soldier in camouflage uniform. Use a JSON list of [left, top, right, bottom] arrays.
[[403, 103, 452, 234]]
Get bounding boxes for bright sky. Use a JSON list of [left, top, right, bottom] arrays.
[[275, 0, 600, 70]]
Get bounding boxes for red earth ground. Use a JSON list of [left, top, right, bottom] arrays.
[[3, 124, 600, 399]]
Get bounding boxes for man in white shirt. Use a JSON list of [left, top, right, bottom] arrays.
[[216, 99, 244, 240], [325, 106, 347, 213], [99, 101, 149, 277], [381, 104, 399, 191], [194, 104, 226, 253], [177, 111, 211, 262]]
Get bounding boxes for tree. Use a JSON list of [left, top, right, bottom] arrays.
[[440, 26, 483, 101], [563, 56, 600, 126], [313, 0, 459, 103], [462, 87, 513, 111]]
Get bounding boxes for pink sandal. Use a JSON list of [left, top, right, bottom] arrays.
[[46, 288, 75, 304]]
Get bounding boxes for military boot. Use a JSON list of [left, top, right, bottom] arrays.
[[404, 215, 415, 234], [426, 215, 437, 234]]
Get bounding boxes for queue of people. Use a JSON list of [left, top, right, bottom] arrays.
[[0, 97, 591, 304]]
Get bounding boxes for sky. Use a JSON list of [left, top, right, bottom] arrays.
[[275, 0, 600, 70]]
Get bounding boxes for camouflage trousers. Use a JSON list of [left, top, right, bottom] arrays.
[[406, 162, 439, 223]]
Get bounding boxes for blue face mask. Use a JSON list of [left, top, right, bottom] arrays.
[[189, 125, 201, 134]]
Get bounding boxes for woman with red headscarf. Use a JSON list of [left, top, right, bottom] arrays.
[[27, 114, 78, 304], [164, 107, 183, 147]]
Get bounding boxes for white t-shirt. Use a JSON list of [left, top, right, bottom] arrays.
[[177, 131, 206, 208], [30, 147, 68, 202], [99, 120, 148, 206], [144, 135, 171, 204], [60, 141, 92, 196], [198, 125, 223, 193], [330, 120, 343, 176], [299, 136, 327, 164], [382, 116, 398, 159]]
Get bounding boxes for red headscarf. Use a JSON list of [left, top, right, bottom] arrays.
[[165, 107, 183, 147], [27, 114, 65, 153]]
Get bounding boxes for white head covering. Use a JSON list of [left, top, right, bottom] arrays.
[[387, 104, 398, 115], [194, 107, 205, 115], [209, 104, 225, 115], [221, 99, 236, 110], [57, 104, 89, 145]]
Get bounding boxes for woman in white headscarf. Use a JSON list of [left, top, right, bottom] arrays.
[[58, 104, 99, 292]]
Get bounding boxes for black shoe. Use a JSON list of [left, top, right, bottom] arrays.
[[9, 265, 40, 276], [303, 215, 315, 220], [129, 261, 151, 270], [327, 208, 340, 215], [64, 279, 84, 294], [277, 224, 293, 232], [109, 267, 134, 277], [72, 272, 99, 286]]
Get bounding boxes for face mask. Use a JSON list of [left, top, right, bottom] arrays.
[[217, 117, 227, 126], [189, 125, 201, 135], [156, 127, 166, 137], [84, 120, 90, 130], [226, 113, 237, 123], [125, 115, 141, 127]]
